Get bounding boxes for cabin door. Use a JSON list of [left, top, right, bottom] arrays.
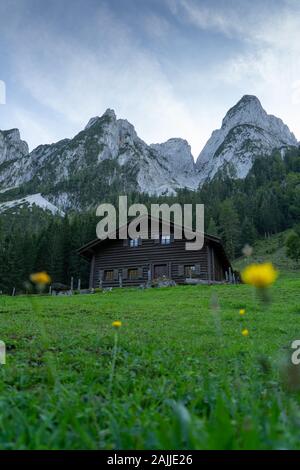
[[153, 264, 168, 279]]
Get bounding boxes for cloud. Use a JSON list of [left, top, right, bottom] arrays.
[[11, 107, 55, 147], [175, 0, 243, 36], [168, 0, 264, 38], [1, 0, 299, 159], [168, 0, 300, 139], [143, 13, 171, 38], [0, 80, 6, 105], [292, 80, 300, 105], [1, 3, 200, 153]]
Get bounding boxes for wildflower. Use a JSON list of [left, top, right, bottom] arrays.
[[109, 321, 122, 397], [241, 263, 278, 288], [242, 329, 249, 337], [239, 309, 246, 315], [30, 272, 51, 285]]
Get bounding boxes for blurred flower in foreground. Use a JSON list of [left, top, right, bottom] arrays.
[[242, 329, 249, 337], [112, 321, 122, 328], [241, 263, 278, 288], [239, 309, 246, 315], [30, 272, 51, 286]]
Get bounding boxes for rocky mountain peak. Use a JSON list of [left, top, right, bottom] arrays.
[[0, 128, 29, 165], [84, 108, 117, 130], [223, 95, 263, 127], [103, 108, 117, 120], [196, 95, 298, 180], [220, 94, 297, 145], [4, 128, 22, 140]]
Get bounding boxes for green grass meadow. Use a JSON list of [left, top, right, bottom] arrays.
[[0, 275, 300, 449]]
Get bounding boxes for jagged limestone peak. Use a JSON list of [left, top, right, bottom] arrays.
[[196, 95, 298, 180], [84, 108, 117, 130], [0, 128, 29, 164]]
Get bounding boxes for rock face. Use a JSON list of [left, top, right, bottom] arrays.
[[0, 129, 29, 165], [81, 110, 198, 194], [196, 95, 298, 180], [150, 138, 199, 190], [0, 96, 298, 213]]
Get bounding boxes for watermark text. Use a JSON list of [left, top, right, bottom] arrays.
[[96, 196, 205, 250], [0, 80, 6, 105]]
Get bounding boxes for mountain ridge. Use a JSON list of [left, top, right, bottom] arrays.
[[0, 95, 298, 214]]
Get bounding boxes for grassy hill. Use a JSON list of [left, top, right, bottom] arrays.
[[234, 230, 300, 274], [1, 277, 300, 449]]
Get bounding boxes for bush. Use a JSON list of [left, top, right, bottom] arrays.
[[286, 231, 300, 263]]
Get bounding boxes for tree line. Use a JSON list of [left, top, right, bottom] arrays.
[[0, 147, 300, 293]]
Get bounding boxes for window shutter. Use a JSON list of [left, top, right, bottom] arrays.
[[178, 265, 184, 276], [138, 237, 142, 246], [123, 239, 128, 247], [113, 269, 119, 281], [195, 264, 201, 275], [122, 268, 128, 280], [138, 267, 143, 279]]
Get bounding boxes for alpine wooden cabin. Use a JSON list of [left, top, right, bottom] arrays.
[[78, 216, 232, 288]]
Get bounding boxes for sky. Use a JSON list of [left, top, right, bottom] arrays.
[[0, 0, 300, 157]]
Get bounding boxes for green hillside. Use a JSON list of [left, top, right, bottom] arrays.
[[234, 230, 300, 274]]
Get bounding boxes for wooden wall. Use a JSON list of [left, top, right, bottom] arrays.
[[89, 237, 227, 288]]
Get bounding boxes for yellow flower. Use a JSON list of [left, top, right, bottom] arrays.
[[242, 329, 249, 337], [30, 272, 51, 285], [241, 263, 278, 288], [239, 309, 246, 315], [112, 321, 122, 328]]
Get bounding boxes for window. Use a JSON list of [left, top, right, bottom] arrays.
[[129, 238, 139, 247], [128, 268, 138, 280], [105, 270, 114, 281], [184, 265, 196, 277], [161, 235, 171, 245]]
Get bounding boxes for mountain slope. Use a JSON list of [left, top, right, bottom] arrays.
[[0, 193, 64, 216], [233, 230, 299, 274], [196, 95, 298, 180]]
